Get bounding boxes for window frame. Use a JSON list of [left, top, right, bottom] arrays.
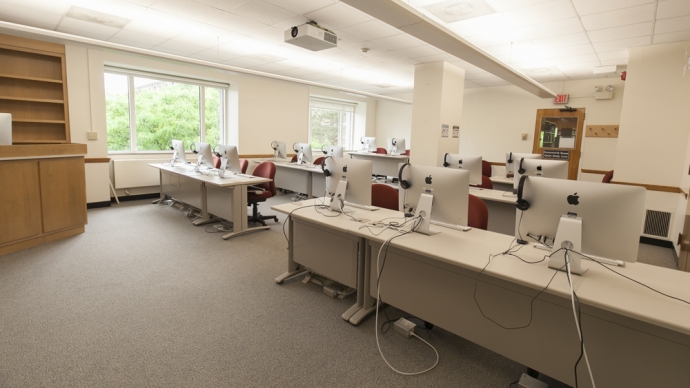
[[308, 97, 358, 151]]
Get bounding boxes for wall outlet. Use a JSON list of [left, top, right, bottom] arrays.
[[521, 133, 528, 140], [87, 131, 98, 140]]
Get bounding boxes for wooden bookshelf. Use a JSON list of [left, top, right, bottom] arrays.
[[0, 33, 70, 144]]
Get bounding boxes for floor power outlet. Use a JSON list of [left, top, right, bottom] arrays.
[[393, 318, 416, 338]]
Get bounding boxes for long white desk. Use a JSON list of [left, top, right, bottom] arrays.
[[348, 152, 409, 177], [151, 163, 272, 239], [271, 198, 690, 387], [490, 175, 515, 192]]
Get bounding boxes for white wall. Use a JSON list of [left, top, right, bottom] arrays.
[[375, 92, 412, 150]]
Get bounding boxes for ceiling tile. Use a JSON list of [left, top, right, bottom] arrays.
[[230, 0, 296, 25], [518, 18, 584, 39], [532, 32, 591, 49], [111, 29, 169, 46], [249, 26, 285, 43], [366, 50, 415, 64], [656, 0, 690, 20], [0, 4, 63, 30], [193, 0, 248, 12], [273, 15, 310, 30], [57, 26, 113, 41], [370, 34, 423, 51], [394, 44, 443, 58], [119, 0, 156, 5], [580, 3, 654, 30], [206, 11, 268, 33], [592, 35, 650, 52], [588, 22, 653, 42], [338, 20, 399, 41], [59, 17, 121, 37], [1, 0, 71, 16], [263, 0, 334, 15], [485, 0, 552, 12], [653, 30, 690, 44], [107, 36, 157, 50], [596, 49, 629, 60], [551, 53, 600, 66], [599, 57, 629, 65], [465, 30, 528, 47], [654, 16, 690, 34], [546, 43, 595, 57], [339, 41, 387, 54], [173, 24, 245, 46], [571, 0, 654, 16], [154, 39, 209, 55], [131, 9, 203, 30], [189, 47, 238, 61], [123, 19, 187, 39], [151, 0, 220, 22], [415, 52, 459, 63], [502, 0, 577, 27], [448, 13, 513, 38], [70, 0, 148, 19], [304, 2, 370, 30]]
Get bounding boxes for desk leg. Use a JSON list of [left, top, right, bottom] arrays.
[[193, 183, 221, 226], [223, 185, 269, 239], [275, 216, 307, 283], [349, 240, 379, 325], [153, 170, 165, 204], [341, 237, 367, 322], [307, 172, 313, 199]]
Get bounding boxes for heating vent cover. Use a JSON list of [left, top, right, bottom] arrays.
[[643, 210, 672, 238]]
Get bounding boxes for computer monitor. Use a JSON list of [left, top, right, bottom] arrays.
[[192, 142, 214, 170], [324, 157, 372, 212], [516, 176, 645, 274], [513, 159, 569, 191], [398, 163, 469, 235], [271, 141, 287, 159], [361, 137, 376, 152], [443, 154, 482, 186], [505, 152, 541, 176], [216, 144, 241, 177], [170, 139, 188, 166], [293, 142, 313, 164], [387, 138, 406, 155], [322, 145, 344, 158]]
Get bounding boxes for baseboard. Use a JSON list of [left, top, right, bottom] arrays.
[[111, 193, 160, 203], [640, 236, 675, 250], [87, 201, 112, 209]]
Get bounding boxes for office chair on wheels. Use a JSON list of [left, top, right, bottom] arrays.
[[481, 160, 492, 177], [247, 161, 279, 226], [471, 175, 494, 190], [371, 184, 399, 211], [602, 170, 614, 183], [468, 194, 488, 230]]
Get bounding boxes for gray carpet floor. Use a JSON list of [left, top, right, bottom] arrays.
[[0, 193, 678, 387]]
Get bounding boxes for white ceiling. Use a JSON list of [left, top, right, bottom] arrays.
[[0, 0, 688, 95]]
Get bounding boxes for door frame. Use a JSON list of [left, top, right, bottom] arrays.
[[532, 108, 585, 180]]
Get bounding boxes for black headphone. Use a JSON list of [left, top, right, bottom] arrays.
[[191, 143, 198, 154], [322, 145, 328, 155], [507, 152, 513, 164], [321, 156, 333, 177], [443, 153, 449, 167], [398, 163, 411, 189], [292, 142, 299, 153], [271, 141, 278, 150], [515, 175, 530, 211], [213, 144, 221, 157], [168, 140, 174, 151], [517, 158, 526, 175]]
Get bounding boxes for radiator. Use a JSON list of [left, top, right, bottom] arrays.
[[113, 159, 168, 189], [642, 209, 673, 239]]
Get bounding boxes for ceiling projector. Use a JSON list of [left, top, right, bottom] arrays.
[[285, 22, 337, 51]]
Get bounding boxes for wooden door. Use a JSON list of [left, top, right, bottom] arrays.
[[532, 108, 585, 180]]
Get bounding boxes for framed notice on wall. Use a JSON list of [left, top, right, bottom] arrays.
[[441, 124, 449, 138], [452, 125, 459, 138]]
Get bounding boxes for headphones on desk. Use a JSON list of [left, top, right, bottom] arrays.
[[517, 158, 526, 175], [190, 143, 199, 154], [321, 155, 333, 177], [398, 162, 411, 189], [443, 153, 449, 167], [515, 175, 530, 211]]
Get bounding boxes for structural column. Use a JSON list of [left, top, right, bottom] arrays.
[[410, 61, 465, 166]]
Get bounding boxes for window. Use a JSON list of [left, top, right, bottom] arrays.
[[104, 69, 228, 152], [309, 97, 357, 151]]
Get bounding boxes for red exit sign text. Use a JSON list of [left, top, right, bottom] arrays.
[[554, 94, 569, 104]]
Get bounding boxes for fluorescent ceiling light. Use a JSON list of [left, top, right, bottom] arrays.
[[593, 65, 618, 75], [66, 6, 130, 28], [423, 0, 496, 24]]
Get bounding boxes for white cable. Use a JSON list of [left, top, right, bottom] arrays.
[[565, 251, 596, 388], [374, 223, 439, 375]]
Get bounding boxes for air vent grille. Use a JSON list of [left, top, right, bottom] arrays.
[[324, 32, 337, 44], [643, 210, 672, 238]]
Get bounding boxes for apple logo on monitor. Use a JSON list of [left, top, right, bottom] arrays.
[[425, 175, 432, 184], [343, 165, 348, 173], [567, 193, 579, 205], [537, 165, 542, 171]]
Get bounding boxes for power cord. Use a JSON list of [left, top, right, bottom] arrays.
[[564, 250, 595, 388]]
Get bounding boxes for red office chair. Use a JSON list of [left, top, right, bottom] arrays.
[[313, 156, 325, 166], [468, 194, 488, 231], [290, 155, 298, 163], [247, 161, 278, 226], [213, 155, 221, 169], [482, 160, 491, 177], [376, 148, 387, 154], [372, 184, 399, 211], [471, 175, 494, 190], [403, 150, 410, 156], [602, 170, 614, 183], [239, 159, 248, 174]]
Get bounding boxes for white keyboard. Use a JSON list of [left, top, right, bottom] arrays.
[[343, 201, 380, 211], [430, 220, 471, 231]]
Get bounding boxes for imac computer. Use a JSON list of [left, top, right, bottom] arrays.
[[293, 142, 313, 164], [443, 154, 482, 186], [215, 144, 241, 178], [516, 176, 645, 275], [513, 159, 569, 191], [323, 157, 373, 212], [169, 139, 188, 166], [322, 145, 344, 158], [387, 138, 406, 155], [505, 152, 541, 177], [398, 163, 470, 235], [192, 142, 214, 171], [361, 137, 376, 152], [271, 141, 287, 160]]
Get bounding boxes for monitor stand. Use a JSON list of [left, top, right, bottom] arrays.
[[548, 215, 588, 275], [415, 193, 440, 236], [219, 157, 230, 178], [329, 179, 347, 212], [297, 152, 304, 165], [170, 150, 178, 166]]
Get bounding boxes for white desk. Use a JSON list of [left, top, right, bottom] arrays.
[[348, 152, 408, 177], [271, 199, 690, 387], [151, 163, 272, 239], [490, 175, 515, 192], [471, 188, 517, 235], [269, 161, 325, 198]]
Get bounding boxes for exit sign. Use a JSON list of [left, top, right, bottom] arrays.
[[554, 94, 569, 104]]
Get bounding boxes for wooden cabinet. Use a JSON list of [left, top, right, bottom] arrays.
[[0, 144, 87, 256], [0, 33, 70, 144]]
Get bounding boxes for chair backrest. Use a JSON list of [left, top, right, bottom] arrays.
[[213, 155, 221, 169], [403, 149, 410, 156], [468, 194, 488, 230], [602, 170, 614, 183], [481, 160, 491, 177], [252, 161, 276, 195], [313, 156, 325, 166], [371, 184, 399, 211], [376, 147, 387, 154], [240, 159, 248, 174], [471, 175, 493, 190], [290, 155, 298, 163]]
